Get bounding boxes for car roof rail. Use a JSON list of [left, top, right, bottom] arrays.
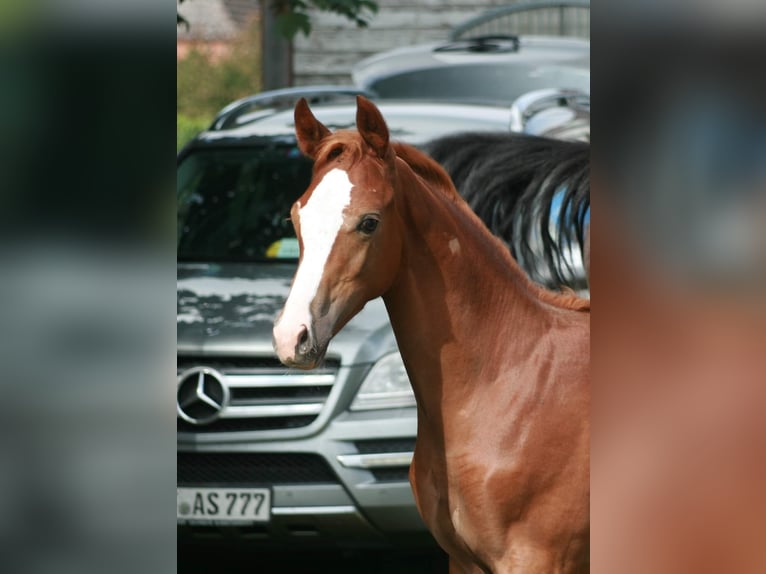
[[210, 86, 376, 131], [509, 88, 589, 133]]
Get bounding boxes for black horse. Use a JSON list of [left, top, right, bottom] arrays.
[[425, 132, 590, 291]]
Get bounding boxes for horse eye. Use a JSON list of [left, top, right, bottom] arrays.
[[357, 217, 379, 235]]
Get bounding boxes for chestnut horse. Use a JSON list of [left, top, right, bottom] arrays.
[[273, 96, 590, 574]]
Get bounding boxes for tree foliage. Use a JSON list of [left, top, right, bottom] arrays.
[[177, 0, 379, 40], [270, 0, 378, 39]]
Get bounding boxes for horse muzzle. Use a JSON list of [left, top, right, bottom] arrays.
[[273, 321, 325, 370]]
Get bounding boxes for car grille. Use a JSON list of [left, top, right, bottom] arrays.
[[177, 356, 340, 433], [370, 467, 411, 482], [178, 452, 339, 485], [354, 438, 416, 455]]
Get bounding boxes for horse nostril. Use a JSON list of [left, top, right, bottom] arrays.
[[297, 325, 310, 353]]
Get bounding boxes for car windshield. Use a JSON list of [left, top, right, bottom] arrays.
[[177, 145, 312, 261]]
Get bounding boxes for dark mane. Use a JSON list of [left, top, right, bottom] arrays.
[[392, 141, 588, 312], [424, 132, 590, 290]]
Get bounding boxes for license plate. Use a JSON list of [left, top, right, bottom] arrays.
[[177, 487, 271, 524]]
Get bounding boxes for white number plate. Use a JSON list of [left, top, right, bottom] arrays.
[[177, 487, 271, 524]]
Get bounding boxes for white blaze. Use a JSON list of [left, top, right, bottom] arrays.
[[274, 168, 353, 352]]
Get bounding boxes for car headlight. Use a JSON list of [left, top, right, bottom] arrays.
[[350, 352, 416, 411]]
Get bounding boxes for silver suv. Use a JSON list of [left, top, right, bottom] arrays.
[[176, 89, 516, 548]]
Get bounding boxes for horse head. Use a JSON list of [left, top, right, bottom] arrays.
[[273, 96, 403, 369]]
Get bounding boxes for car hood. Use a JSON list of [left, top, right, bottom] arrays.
[[352, 36, 590, 102], [177, 262, 397, 366]]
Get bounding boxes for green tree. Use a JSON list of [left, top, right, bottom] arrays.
[[269, 0, 378, 38]]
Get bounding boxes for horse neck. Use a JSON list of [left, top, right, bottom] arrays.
[[382, 159, 571, 417]]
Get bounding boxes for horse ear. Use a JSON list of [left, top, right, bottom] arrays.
[[294, 97, 331, 159], [356, 95, 390, 159]]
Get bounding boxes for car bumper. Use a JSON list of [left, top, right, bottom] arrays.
[[178, 407, 434, 548]]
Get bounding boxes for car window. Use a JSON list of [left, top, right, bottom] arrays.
[[177, 145, 312, 261]]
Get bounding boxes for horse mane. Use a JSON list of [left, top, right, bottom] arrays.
[[424, 132, 590, 291], [391, 142, 463, 202], [391, 141, 589, 313]]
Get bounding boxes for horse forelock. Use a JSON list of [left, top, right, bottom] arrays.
[[313, 131, 368, 171], [312, 134, 451, 194]]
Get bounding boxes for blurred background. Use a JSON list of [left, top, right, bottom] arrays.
[[0, 2, 176, 574], [593, 7, 766, 572]]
